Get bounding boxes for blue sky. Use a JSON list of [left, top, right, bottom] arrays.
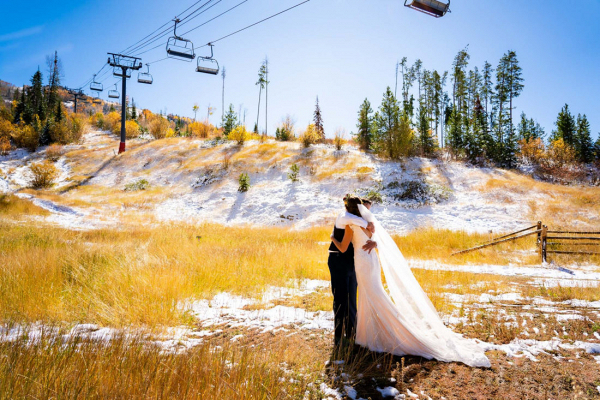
[[1, 0, 599, 140]]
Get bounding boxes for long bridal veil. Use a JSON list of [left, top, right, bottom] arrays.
[[357, 204, 491, 368]]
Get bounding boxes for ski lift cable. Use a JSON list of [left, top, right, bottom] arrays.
[[133, 0, 248, 58], [121, 0, 213, 55], [198, 0, 310, 48], [125, 0, 218, 57], [82, 0, 214, 82], [130, 0, 226, 58]]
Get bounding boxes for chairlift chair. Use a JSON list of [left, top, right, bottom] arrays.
[[404, 0, 450, 17], [113, 66, 132, 79], [166, 18, 195, 61], [108, 84, 120, 99], [93, 95, 102, 104], [196, 43, 219, 75], [138, 64, 153, 84], [90, 74, 103, 92]]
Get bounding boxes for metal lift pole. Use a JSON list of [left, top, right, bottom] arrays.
[[119, 66, 127, 154]]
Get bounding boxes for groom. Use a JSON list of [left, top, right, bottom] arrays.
[[328, 196, 377, 346]]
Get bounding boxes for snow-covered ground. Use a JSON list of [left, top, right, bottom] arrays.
[[1, 129, 555, 234]]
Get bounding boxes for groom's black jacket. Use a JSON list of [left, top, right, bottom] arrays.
[[329, 225, 355, 265]]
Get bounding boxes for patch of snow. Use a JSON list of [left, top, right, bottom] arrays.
[[411, 260, 600, 281], [377, 387, 400, 397]]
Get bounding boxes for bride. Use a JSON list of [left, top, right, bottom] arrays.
[[330, 196, 490, 368]]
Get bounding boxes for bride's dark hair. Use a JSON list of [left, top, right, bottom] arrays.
[[344, 195, 363, 217]]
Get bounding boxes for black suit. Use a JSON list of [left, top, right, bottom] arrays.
[[328, 225, 358, 343]]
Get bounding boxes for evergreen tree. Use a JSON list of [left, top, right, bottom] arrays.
[[451, 47, 470, 114], [14, 88, 25, 123], [575, 114, 594, 163], [505, 51, 524, 135], [446, 106, 463, 152], [313, 96, 324, 141], [355, 98, 373, 150], [131, 99, 137, 121], [481, 61, 494, 130], [417, 103, 435, 155], [374, 87, 407, 159], [594, 135, 600, 163], [502, 128, 518, 169], [28, 69, 46, 123], [45, 51, 62, 118], [222, 104, 238, 137], [494, 53, 510, 145], [551, 104, 576, 146]]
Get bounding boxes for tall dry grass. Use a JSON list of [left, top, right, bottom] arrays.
[[0, 326, 325, 399]]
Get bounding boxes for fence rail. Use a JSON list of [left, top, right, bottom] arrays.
[[540, 226, 600, 262], [451, 221, 600, 264]]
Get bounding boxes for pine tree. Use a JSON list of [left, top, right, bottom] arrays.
[[502, 128, 518, 169], [14, 88, 25, 123], [45, 51, 62, 119], [417, 103, 435, 155], [131, 99, 137, 121], [255, 62, 267, 134], [551, 104, 576, 146], [28, 69, 46, 123], [575, 114, 594, 163], [505, 51, 524, 133], [481, 61, 494, 130], [451, 47, 470, 114], [222, 104, 238, 137], [313, 96, 324, 141], [446, 106, 463, 152], [594, 135, 600, 163], [374, 87, 403, 159], [355, 98, 373, 150]]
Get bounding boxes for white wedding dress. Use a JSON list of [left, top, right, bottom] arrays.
[[350, 205, 491, 368]]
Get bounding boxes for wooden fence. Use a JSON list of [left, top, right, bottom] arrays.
[[540, 226, 600, 263], [452, 221, 600, 263]]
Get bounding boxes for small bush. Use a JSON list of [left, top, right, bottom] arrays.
[[104, 112, 121, 135], [189, 121, 216, 138], [518, 138, 545, 165], [0, 119, 14, 140], [46, 144, 63, 162], [12, 124, 39, 151], [299, 124, 319, 148], [148, 116, 170, 139], [275, 116, 295, 141], [124, 179, 150, 192], [334, 129, 345, 151], [125, 120, 140, 139], [238, 173, 250, 192], [222, 153, 231, 170], [365, 189, 383, 203], [0, 136, 12, 156], [29, 160, 58, 188], [90, 112, 104, 129], [288, 163, 300, 182], [229, 126, 249, 146]]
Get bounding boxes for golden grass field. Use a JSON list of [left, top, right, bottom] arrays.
[[2, 150, 600, 398]]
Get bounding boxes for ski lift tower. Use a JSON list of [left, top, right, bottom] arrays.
[[67, 88, 84, 113], [107, 53, 142, 154]]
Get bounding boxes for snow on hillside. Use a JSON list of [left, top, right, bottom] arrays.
[[0, 129, 556, 233]]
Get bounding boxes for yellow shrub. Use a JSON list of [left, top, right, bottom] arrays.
[[90, 112, 104, 129], [68, 113, 89, 142], [29, 160, 58, 188], [148, 116, 169, 139], [125, 120, 140, 139], [189, 121, 215, 138], [518, 138, 545, 164], [229, 125, 249, 145], [544, 139, 577, 166], [46, 144, 63, 162], [0, 119, 14, 140], [299, 124, 320, 148], [166, 128, 176, 138], [0, 136, 12, 156], [104, 112, 121, 135], [12, 124, 39, 151]]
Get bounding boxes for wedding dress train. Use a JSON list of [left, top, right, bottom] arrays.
[[351, 205, 490, 368]]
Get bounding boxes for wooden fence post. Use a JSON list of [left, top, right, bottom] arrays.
[[541, 225, 548, 263], [536, 221, 542, 245]]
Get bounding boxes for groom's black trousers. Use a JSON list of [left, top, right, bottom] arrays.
[[328, 252, 358, 342]]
